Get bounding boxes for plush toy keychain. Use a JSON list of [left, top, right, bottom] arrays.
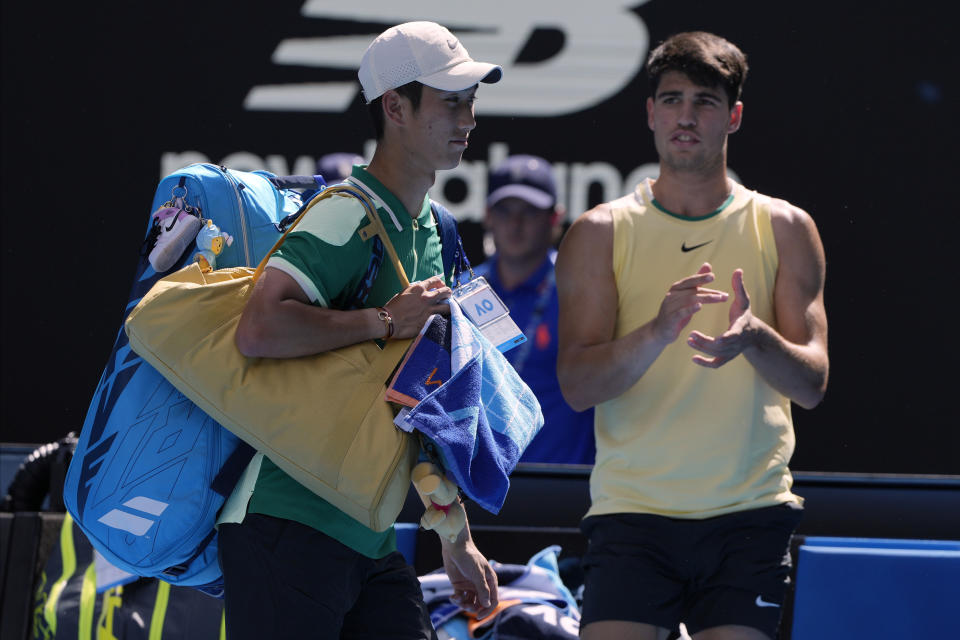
[[411, 461, 466, 542], [193, 219, 233, 271]]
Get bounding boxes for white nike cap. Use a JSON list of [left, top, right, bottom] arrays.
[[358, 21, 502, 103]]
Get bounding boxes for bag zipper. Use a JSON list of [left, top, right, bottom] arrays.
[[212, 165, 252, 267]]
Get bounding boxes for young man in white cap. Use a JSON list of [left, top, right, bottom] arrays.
[[475, 155, 595, 465], [224, 22, 502, 639]]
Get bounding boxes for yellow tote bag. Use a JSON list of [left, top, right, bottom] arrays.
[[124, 185, 416, 531]]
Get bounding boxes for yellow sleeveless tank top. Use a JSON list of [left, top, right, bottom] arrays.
[[587, 179, 801, 520]]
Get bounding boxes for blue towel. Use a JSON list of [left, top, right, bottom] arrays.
[[393, 300, 543, 513]]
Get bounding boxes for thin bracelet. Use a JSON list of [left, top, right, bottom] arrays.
[[375, 307, 394, 340]]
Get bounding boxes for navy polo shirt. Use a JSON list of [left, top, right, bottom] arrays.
[[474, 251, 595, 465]]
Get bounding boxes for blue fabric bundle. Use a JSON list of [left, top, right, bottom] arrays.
[[393, 300, 543, 513], [419, 545, 581, 638]]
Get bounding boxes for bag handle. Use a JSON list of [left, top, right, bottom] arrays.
[[353, 190, 410, 289], [249, 184, 411, 379], [267, 174, 325, 191], [252, 184, 409, 288]]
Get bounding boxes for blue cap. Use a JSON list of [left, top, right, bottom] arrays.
[[486, 155, 557, 210], [316, 152, 364, 183]]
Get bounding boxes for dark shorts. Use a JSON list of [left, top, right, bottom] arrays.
[[219, 513, 436, 640], [580, 504, 803, 637]]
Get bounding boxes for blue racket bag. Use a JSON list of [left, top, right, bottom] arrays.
[[64, 164, 318, 595]]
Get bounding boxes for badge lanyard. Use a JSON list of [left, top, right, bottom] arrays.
[[509, 267, 555, 376], [451, 242, 528, 355]]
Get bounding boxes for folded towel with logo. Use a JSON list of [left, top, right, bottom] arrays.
[[390, 300, 543, 513]]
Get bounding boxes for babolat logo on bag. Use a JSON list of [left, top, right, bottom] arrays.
[[64, 164, 304, 593], [80, 390, 205, 539], [66, 313, 250, 592]]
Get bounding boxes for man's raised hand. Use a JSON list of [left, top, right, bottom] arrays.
[[652, 263, 730, 345], [687, 268, 756, 368]]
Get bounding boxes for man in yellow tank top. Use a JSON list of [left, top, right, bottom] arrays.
[[556, 32, 829, 640]]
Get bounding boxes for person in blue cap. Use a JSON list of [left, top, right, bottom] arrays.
[[295, 152, 366, 203], [474, 155, 595, 465], [317, 152, 364, 184]]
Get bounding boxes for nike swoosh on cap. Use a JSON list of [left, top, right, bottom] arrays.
[[681, 240, 713, 252], [755, 595, 780, 608]]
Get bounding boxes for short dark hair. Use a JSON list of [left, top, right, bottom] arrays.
[[646, 32, 748, 106], [366, 81, 424, 140]]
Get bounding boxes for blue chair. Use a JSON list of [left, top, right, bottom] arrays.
[[395, 522, 420, 566], [791, 537, 960, 639]]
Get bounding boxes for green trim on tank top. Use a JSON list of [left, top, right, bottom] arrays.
[[651, 193, 735, 221]]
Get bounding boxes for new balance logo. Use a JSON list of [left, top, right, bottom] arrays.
[[98, 496, 169, 536], [243, 1, 652, 116]]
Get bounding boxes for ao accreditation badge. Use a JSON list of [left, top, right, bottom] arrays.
[[452, 276, 526, 353]]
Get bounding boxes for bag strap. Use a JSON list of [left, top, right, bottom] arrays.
[[251, 184, 413, 377], [354, 192, 410, 289], [267, 175, 325, 191], [210, 441, 256, 497], [252, 184, 409, 288], [431, 201, 458, 278], [343, 236, 384, 311], [430, 201, 474, 286], [346, 201, 462, 310]]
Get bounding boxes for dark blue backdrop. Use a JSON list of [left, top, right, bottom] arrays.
[[1, 1, 955, 475]]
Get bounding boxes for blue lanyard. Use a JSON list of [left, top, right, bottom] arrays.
[[510, 266, 555, 375]]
